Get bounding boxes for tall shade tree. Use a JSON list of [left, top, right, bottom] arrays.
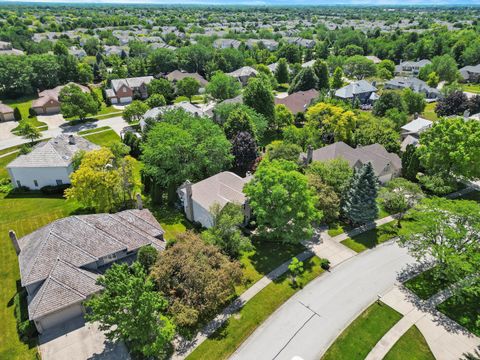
[[243, 75, 275, 121], [435, 91, 468, 117], [141, 110, 233, 203], [86, 262, 175, 358], [288, 67, 318, 94], [313, 60, 330, 90], [307, 174, 341, 224], [176, 77, 201, 100], [231, 131, 258, 175], [273, 104, 294, 131], [305, 102, 357, 145], [147, 78, 175, 103], [147, 48, 177, 74], [206, 72, 241, 101], [379, 177, 423, 227], [372, 91, 406, 117], [402, 88, 426, 115], [265, 140, 302, 162], [66, 148, 137, 212], [152, 232, 242, 329], [275, 58, 290, 84], [223, 108, 255, 140], [354, 117, 401, 153], [402, 144, 422, 182], [331, 67, 344, 89], [343, 55, 377, 79], [59, 84, 99, 121], [244, 159, 321, 244], [202, 202, 252, 259], [341, 163, 378, 226], [418, 117, 480, 180], [399, 198, 480, 299], [123, 100, 149, 123], [305, 158, 353, 196]]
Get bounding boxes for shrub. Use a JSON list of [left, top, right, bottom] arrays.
[[40, 184, 70, 195], [28, 107, 37, 118], [13, 107, 22, 121], [14, 290, 37, 340], [13, 185, 30, 193], [19, 144, 32, 154], [320, 258, 331, 270]]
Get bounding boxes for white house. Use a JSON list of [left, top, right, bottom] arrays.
[[7, 134, 99, 189], [177, 171, 252, 228]]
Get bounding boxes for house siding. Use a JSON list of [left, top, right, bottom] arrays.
[[8, 166, 72, 189]]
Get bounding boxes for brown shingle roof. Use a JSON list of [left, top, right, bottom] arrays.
[[275, 89, 319, 114]]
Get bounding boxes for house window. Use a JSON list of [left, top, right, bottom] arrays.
[[16, 180, 21, 187], [122, 88, 127, 93], [56, 180, 63, 185], [33, 180, 38, 187]]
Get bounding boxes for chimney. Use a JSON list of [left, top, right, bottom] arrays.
[[68, 134, 75, 145], [183, 181, 194, 222], [136, 193, 143, 210], [243, 200, 252, 226], [414, 112, 419, 119], [464, 110, 470, 119], [306, 145, 313, 164], [9, 230, 20, 255]]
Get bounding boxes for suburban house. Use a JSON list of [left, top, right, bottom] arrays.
[[0, 40, 24, 55], [394, 59, 432, 76], [366, 55, 381, 64], [7, 134, 99, 189], [31, 83, 90, 115], [459, 64, 480, 82], [165, 70, 209, 87], [246, 39, 279, 51], [399, 116, 433, 152], [68, 46, 87, 59], [0, 102, 15, 122], [103, 45, 129, 57], [300, 141, 402, 183], [11, 208, 165, 333], [384, 77, 440, 100], [227, 66, 258, 86], [275, 89, 319, 115], [301, 60, 316, 68], [106, 76, 154, 104], [177, 171, 252, 228], [335, 80, 378, 105], [213, 38, 242, 49], [285, 37, 316, 48]]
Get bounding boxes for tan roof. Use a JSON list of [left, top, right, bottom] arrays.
[[0, 102, 14, 114], [166, 70, 208, 86], [32, 83, 89, 108], [275, 89, 319, 114]]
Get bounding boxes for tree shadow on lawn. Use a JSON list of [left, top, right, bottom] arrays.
[[4, 191, 64, 200], [344, 222, 399, 251]]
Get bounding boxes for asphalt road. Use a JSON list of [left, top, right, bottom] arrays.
[[230, 242, 415, 360]]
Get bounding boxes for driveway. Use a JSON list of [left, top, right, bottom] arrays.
[[39, 316, 130, 360], [0, 121, 18, 141], [38, 114, 66, 129], [230, 242, 415, 360]]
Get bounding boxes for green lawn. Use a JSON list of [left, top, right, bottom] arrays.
[[462, 83, 480, 94], [341, 222, 399, 253], [422, 102, 439, 122], [384, 325, 435, 360], [186, 256, 324, 360], [321, 302, 402, 360], [437, 293, 480, 337], [0, 144, 24, 156], [235, 238, 305, 295], [0, 192, 81, 360], [148, 205, 192, 242], [78, 126, 112, 135], [82, 129, 121, 148], [3, 97, 48, 133], [404, 267, 453, 300], [0, 152, 19, 180]]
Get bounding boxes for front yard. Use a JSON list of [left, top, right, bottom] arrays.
[[383, 325, 435, 360], [2, 96, 48, 133], [81, 128, 121, 148], [340, 222, 400, 253], [437, 292, 480, 337]]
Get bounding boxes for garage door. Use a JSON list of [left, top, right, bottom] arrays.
[[119, 97, 132, 104], [37, 303, 84, 333], [111, 98, 118, 104], [45, 106, 60, 115]]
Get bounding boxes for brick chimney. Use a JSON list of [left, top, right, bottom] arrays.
[[9, 230, 20, 255], [306, 145, 313, 164], [136, 193, 143, 210], [68, 134, 76, 145], [183, 181, 194, 222]]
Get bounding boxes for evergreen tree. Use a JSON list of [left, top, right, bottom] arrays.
[[402, 144, 421, 182], [288, 67, 318, 94], [13, 107, 22, 121], [341, 163, 378, 226], [331, 67, 344, 89], [275, 58, 290, 84], [313, 60, 330, 91]]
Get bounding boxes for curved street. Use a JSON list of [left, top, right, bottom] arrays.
[[230, 242, 415, 360]]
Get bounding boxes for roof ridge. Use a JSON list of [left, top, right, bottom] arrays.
[[49, 230, 99, 261], [23, 227, 57, 285], [74, 215, 128, 251], [107, 213, 162, 245]]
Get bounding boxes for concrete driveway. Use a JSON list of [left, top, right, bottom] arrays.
[[0, 121, 18, 141], [230, 242, 415, 360], [38, 114, 66, 129], [39, 316, 130, 360]]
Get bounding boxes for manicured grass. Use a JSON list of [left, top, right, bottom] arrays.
[[0, 144, 23, 156], [78, 126, 112, 135], [404, 267, 453, 300], [3, 96, 48, 133], [0, 152, 19, 180], [186, 256, 324, 360], [384, 325, 435, 360], [422, 102, 439, 121], [0, 192, 81, 360], [437, 292, 480, 337], [341, 222, 399, 253], [82, 129, 121, 148], [235, 238, 305, 295], [462, 83, 480, 94], [321, 302, 402, 360], [148, 205, 192, 242]]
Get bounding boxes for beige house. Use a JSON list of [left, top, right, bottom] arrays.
[[31, 83, 90, 115], [0, 102, 15, 122]]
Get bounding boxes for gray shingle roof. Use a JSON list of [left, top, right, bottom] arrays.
[[227, 66, 258, 78], [7, 135, 100, 168], [335, 80, 377, 99], [18, 209, 165, 288], [111, 76, 154, 93]]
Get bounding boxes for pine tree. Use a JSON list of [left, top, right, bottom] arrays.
[[275, 58, 290, 84], [313, 60, 330, 91], [342, 163, 378, 226], [402, 144, 421, 182], [13, 107, 22, 121]]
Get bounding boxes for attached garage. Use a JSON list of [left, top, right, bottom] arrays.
[[35, 303, 84, 333], [119, 96, 133, 104]]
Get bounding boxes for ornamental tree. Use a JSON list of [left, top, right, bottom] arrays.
[[244, 159, 321, 243], [123, 100, 149, 123], [86, 262, 175, 358], [176, 76, 201, 100], [231, 131, 258, 175]]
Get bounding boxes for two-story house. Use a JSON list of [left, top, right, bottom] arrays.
[[106, 76, 154, 104]]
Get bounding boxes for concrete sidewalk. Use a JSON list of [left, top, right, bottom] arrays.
[[302, 228, 356, 267], [370, 285, 480, 360]]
